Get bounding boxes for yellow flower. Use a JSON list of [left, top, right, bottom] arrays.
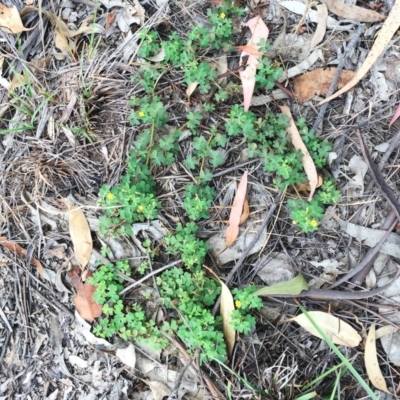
[[220, 12, 226, 19], [106, 193, 115, 200], [292, 220, 297, 225], [310, 219, 318, 227], [137, 204, 145, 213], [138, 111, 145, 117], [235, 300, 242, 308]]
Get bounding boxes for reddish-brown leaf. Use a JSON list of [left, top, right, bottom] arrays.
[[68, 266, 102, 321], [0, 236, 44, 277], [389, 103, 400, 127], [226, 172, 248, 247], [236, 45, 264, 56]]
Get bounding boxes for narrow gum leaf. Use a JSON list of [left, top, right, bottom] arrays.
[[365, 324, 390, 393], [226, 171, 248, 247], [220, 280, 236, 356], [253, 274, 309, 297]]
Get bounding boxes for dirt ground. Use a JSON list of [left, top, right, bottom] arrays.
[[1, 0, 400, 399]]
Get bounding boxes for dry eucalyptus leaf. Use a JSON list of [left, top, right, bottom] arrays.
[[69, 208, 92, 270], [310, 4, 328, 50], [294, 68, 356, 103], [220, 280, 235, 356], [226, 172, 248, 247], [365, 324, 390, 393], [0, 4, 34, 33], [279, 105, 318, 200], [291, 311, 362, 347], [320, 0, 386, 22], [116, 343, 136, 369], [186, 81, 198, 98], [320, 0, 399, 104], [254, 274, 308, 297]]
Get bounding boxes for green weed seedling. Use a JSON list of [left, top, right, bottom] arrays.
[[93, 2, 342, 364]]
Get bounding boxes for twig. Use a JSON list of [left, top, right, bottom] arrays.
[[119, 260, 182, 295], [312, 24, 365, 133]]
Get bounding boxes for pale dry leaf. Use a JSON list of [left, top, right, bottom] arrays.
[[54, 30, 72, 58], [320, 0, 386, 22], [291, 311, 362, 347], [220, 280, 235, 356], [0, 236, 44, 277], [375, 325, 398, 340], [319, 0, 400, 105], [310, 4, 328, 50], [279, 105, 318, 200], [116, 343, 136, 369], [294, 68, 356, 103], [69, 208, 93, 270], [145, 48, 166, 62], [9, 72, 29, 92], [226, 171, 248, 247], [239, 16, 269, 111], [0, 4, 33, 33], [365, 324, 390, 393], [68, 266, 102, 321], [186, 81, 198, 98], [144, 380, 172, 400]]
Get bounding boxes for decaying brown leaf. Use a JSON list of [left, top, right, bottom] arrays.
[[239, 198, 250, 225], [68, 266, 102, 321], [294, 68, 356, 103], [0, 237, 44, 277], [279, 106, 318, 200], [226, 171, 248, 247], [0, 4, 34, 34], [294, 175, 323, 193], [69, 208, 93, 271], [365, 324, 390, 393], [321, 0, 386, 22], [320, 0, 400, 105]]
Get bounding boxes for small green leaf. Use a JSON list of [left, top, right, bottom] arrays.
[[252, 274, 309, 297]]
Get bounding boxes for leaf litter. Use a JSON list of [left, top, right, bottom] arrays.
[[0, 1, 398, 398]]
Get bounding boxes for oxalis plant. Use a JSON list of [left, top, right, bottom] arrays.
[[93, 3, 340, 362]]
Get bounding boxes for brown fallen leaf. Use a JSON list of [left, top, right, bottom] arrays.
[[0, 4, 34, 34], [279, 106, 318, 200], [294, 67, 356, 103], [365, 324, 390, 393], [236, 45, 265, 56], [69, 208, 93, 271], [239, 198, 250, 225], [105, 11, 116, 30], [319, 0, 400, 105], [226, 171, 248, 247], [320, 0, 386, 22], [68, 265, 102, 321], [0, 237, 44, 277], [294, 175, 323, 193]]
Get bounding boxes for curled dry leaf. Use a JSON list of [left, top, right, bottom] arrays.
[[294, 68, 356, 103], [239, 16, 269, 111], [68, 266, 102, 321], [0, 237, 44, 277], [310, 4, 328, 50], [320, 0, 386, 22], [226, 171, 248, 247], [365, 324, 390, 393], [220, 280, 235, 356], [0, 4, 34, 34], [319, 0, 400, 105], [279, 105, 318, 200], [69, 208, 93, 271], [290, 311, 362, 347]]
